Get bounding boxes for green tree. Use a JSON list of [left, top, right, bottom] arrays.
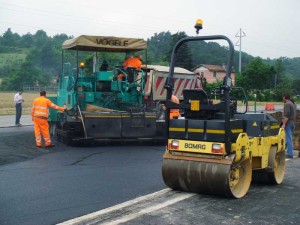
[[241, 57, 273, 90], [33, 30, 49, 47], [169, 32, 193, 70], [39, 40, 60, 72], [292, 79, 300, 94], [20, 33, 34, 48], [25, 39, 61, 77], [284, 57, 300, 78], [274, 57, 285, 86], [0, 61, 47, 90], [235, 72, 250, 91], [52, 34, 70, 48], [273, 82, 294, 101], [18, 61, 47, 85], [1, 28, 19, 46], [147, 32, 172, 65]]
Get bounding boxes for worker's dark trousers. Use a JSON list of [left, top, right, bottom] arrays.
[[15, 103, 22, 125]]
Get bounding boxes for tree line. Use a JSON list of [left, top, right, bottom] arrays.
[[0, 28, 299, 101]]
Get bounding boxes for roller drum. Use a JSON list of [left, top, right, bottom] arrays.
[[162, 156, 252, 198]]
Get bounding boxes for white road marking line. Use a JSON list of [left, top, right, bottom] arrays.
[[58, 188, 172, 225], [102, 192, 195, 225]]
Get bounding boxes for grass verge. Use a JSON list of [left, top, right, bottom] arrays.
[[0, 92, 56, 115]]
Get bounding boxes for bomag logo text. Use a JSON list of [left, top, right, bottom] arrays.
[[184, 143, 206, 150], [96, 39, 129, 47]]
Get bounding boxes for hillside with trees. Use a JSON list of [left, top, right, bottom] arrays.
[[0, 28, 299, 100]]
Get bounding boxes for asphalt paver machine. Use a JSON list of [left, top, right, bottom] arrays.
[[49, 35, 165, 144]]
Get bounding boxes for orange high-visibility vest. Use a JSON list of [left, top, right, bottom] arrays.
[[170, 95, 180, 119], [170, 95, 179, 112], [123, 57, 142, 70], [31, 96, 64, 119]]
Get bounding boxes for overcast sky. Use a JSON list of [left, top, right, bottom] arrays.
[[0, 0, 299, 59]]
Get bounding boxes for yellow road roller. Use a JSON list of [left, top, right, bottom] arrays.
[[162, 35, 286, 198]]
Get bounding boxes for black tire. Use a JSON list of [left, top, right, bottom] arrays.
[[252, 146, 286, 184]]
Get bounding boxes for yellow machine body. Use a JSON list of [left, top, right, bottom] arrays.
[[162, 119, 286, 198]]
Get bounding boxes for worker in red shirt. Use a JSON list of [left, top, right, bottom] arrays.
[[31, 91, 66, 147]]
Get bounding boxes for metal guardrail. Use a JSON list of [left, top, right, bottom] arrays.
[[22, 86, 58, 92]]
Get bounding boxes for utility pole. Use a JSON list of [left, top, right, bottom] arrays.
[[235, 28, 246, 73]]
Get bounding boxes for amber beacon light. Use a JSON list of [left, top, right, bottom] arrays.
[[194, 19, 203, 34], [80, 62, 85, 68]]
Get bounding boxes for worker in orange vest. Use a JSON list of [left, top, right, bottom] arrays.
[[118, 55, 143, 81], [31, 91, 66, 147], [123, 55, 142, 70], [162, 95, 180, 119], [169, 94, 180, 119]]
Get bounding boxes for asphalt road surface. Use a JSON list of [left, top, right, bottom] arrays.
[[0, 126, 299, 225]]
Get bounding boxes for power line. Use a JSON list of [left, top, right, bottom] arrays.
[[0, 2, 193, 37]]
